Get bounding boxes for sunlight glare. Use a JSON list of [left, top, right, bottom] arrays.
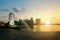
[[46, 21, 50, 25]]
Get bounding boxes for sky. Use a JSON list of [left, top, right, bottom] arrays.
[[0, 0, 60, 23]]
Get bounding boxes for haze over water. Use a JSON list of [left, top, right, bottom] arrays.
[[32, 25, 60, 32]]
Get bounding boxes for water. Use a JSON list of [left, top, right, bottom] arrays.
[[32, 25, 60, 32], [0, 25, 60, 40]]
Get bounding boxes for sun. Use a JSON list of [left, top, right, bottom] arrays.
[[45, 21, 50, 25]]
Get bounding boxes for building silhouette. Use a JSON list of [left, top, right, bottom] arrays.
[[35, 19, 41, 25], [23, 17, 34, 28], [24, 17, 34, 25], [19, 19, 24, 25], [31, 17, 34, 25]]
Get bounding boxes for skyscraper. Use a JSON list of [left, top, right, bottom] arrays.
[[31, 17, 34, 24], [35, 19, 41, 25], [9, 13, 15, 27]]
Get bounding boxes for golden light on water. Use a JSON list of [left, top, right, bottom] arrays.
[[32, 20, 60, 32], [32, 25, 60, 32]]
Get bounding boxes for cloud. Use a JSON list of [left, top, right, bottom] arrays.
[[12, 7, 26, 13], [12, 8, 20, 12], [0, 7, 26, 13], [0, 9, 10, 12]]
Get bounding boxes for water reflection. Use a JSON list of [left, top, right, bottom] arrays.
[[0, 25, 60, 40], [32, 25, 60, 32], [32, 25, 40, 32]]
